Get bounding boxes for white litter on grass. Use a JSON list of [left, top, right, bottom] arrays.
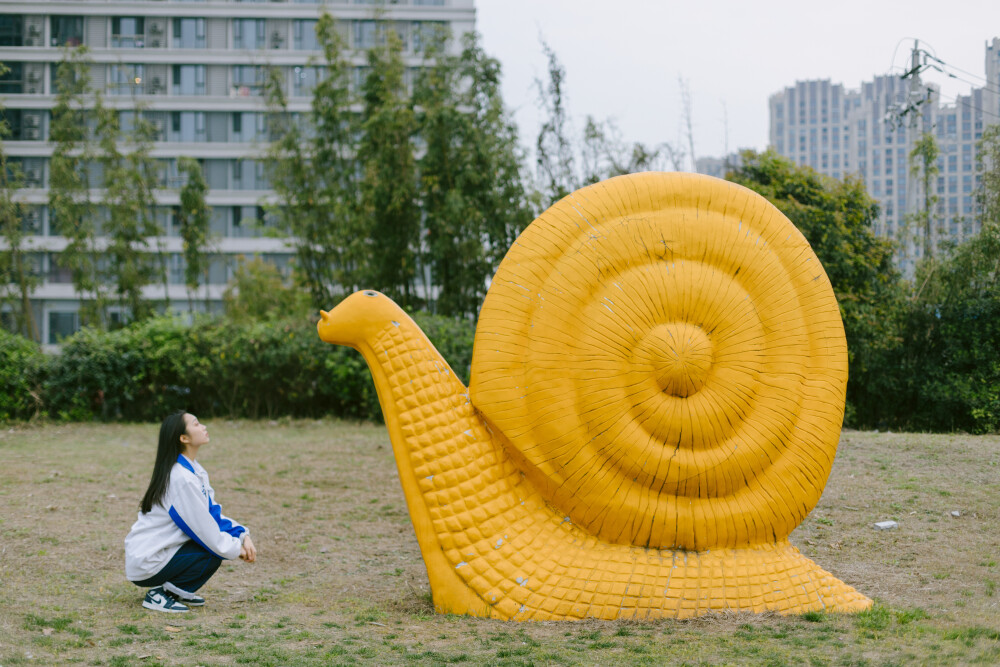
[[874, 520, 898, 531]]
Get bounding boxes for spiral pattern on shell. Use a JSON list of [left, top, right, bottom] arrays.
[[469, 172, 848, 551]]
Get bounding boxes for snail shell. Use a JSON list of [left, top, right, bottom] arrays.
[[469, 172, 847, 551]]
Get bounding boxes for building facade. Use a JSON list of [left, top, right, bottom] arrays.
[[0, 0, 475, 344], [768, 39, 1000, 275]]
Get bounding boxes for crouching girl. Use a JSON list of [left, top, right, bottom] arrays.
[[125, 411, 256, 612]]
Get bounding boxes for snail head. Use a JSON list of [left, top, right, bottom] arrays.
[[317, 290, 403, 347]]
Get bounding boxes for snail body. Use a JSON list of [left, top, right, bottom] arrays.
[[318, 173, 870, 619]]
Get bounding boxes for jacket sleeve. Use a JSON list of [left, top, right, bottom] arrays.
[[205, 480, 247, 539], [167, 475, 243, 559]]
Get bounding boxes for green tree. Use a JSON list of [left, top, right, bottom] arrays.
[[48, 47, 104, 327], [357, 27, 420, 308], [534, 39, 576, 207], [0, 63, 39, 340], [909, 132, 940, 261], [96, 98, 162, 323], [727, 150, 901, 427], [977, 125, 1000, 225], [176, 157, 210, 312], [265, 12, 362, 306], [579, 116, 682, 185], [223, 256, 309, 323], [891, 127, 1000, 433], [414, 31, 532, 317]]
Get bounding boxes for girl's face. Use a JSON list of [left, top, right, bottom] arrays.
[[182, 413, 210, 449]]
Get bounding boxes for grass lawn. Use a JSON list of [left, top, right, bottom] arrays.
[[0, 420, 998, 666]]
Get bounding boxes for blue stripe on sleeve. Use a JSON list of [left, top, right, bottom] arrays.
[[168, 505, 224, 559], [208, 495, 245, 538]]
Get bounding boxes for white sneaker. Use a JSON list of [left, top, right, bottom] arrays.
[[142, 586, 189, 613]]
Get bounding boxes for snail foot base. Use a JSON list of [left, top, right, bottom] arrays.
[[438, 540, 871, 621]]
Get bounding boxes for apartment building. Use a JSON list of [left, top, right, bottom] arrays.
[[0, 0, 475, 344], [768, 38, 999, 275]]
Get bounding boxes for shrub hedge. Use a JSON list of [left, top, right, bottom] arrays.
[[0, 328, 47, 421], [18, 312, 474, 423], [2, 302, 997, 433]]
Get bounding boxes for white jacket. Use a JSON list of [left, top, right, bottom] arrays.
[[124, 454, 246, 581]]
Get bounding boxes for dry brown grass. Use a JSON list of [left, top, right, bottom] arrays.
[[0, 420, 998, 666]]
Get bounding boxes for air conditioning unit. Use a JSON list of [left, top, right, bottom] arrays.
[[25, 128, 41, 140], [24, 114, 41, 128]]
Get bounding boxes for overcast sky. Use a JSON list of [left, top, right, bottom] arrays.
[[475, 0, 1000, 169]]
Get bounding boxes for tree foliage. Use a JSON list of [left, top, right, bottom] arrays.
[[0, 62, 39, 340], [265, 12, 362, 307], [534, 39, 576, 208], [531, 40, 683, 208], [48, 47, 104, 327], [909, 132, 940, 260], [580, 116, 683, 185], [415, 31, 531, 317], [176, 157, 210, 312], [223, 256, 310, 323], [357, 28, 420, 308], [96, 98, 162, 323]]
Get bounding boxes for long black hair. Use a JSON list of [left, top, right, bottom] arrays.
[[139, 410, 189, 514]]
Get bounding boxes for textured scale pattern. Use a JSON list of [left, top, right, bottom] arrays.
[[317, 173, 872, 620]]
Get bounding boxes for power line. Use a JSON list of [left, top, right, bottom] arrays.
[[924, 52, 992, 87], [934, 92, 1000, 122]]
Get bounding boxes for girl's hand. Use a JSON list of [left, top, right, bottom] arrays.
[[241, 535, 257, 563]]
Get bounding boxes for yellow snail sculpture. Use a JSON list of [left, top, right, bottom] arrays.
[[318, 172, 871, 620]]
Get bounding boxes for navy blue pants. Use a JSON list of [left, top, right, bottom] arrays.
[[132, 541, 221, 593]]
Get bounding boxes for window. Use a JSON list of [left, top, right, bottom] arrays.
[[172, 64, 205, 95], [169, 111, 206, 142], [292, 66, 324, 97], [0, 15, 24, 46], [48, 311, 79, 344], [231, 65, 265, 96], [112, 17, 145, 48], [172, 18, 206, 49], [108, 64, 145, 96], [293, 19, 319, 50], [51, 16, 84, 47], [230, 112, 267, 142], [412, 21, 445, 53], [354, 20, 376, 49], [0, 62, 24, 94], [233, 19, 265, 49]]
